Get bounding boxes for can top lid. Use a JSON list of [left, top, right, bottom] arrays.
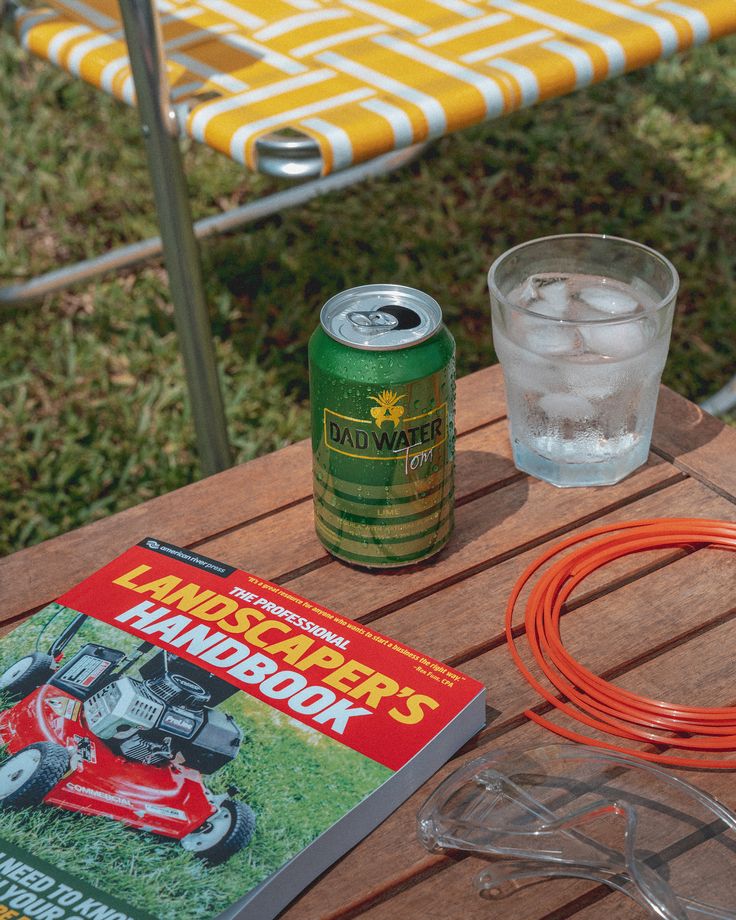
[[320, 284, 443, 350]]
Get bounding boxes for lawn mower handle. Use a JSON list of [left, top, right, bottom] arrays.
[[49, 613, 88, 658]]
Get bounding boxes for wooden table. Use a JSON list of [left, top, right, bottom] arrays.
[[3, 364, 736, 920]]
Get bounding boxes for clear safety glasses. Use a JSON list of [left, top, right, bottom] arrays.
[[417, 744, 736, 919]]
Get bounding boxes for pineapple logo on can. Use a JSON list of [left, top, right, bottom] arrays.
[[369, 390, 405, 428], [324, 386, 447, 472]]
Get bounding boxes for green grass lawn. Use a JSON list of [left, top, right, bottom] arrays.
[[2, 33, 735, 556]]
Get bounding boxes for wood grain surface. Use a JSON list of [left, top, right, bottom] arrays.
[[3, 365, 736, 920]]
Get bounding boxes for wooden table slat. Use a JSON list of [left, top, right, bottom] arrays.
[[652, 385, 736, 499]]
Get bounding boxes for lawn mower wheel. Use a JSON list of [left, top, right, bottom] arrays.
[[0, 741, 70, 808], [0, 652, 55, 699], [181, 799, 256, 865]]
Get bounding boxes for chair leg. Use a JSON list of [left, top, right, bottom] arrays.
[[117, 0, 231, 475], [700, 374, 736, 416]]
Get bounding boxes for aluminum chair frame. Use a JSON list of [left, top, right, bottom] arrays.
[[0, 0, 424, 474]]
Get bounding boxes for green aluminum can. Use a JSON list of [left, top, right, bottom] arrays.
[[309, 283, 456, 568]]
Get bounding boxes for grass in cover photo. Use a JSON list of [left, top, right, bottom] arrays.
[[0, 604, 392, 919]]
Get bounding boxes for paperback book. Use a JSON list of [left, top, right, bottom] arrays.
[[0, 538, 485, 920]]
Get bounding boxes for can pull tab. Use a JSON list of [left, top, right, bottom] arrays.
[[346, 310, 400, 334]]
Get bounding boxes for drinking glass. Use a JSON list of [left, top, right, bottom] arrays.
[[488, 234, 678, 487]]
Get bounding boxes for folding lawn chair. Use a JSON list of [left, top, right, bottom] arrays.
[[2, 0, 735, 473]]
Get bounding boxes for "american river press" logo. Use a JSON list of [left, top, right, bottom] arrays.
[[324, 389, 446, 472]]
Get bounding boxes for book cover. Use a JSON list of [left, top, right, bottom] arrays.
[[0, 538, 486, 920]]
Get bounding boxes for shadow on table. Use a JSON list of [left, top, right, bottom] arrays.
[[350, 451, 527, 577], [652, 386, 726, 463], [448, 450, 528, 558]]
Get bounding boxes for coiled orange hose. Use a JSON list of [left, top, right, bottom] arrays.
[[505, 518, 736, 769]]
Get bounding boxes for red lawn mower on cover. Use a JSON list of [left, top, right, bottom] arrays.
[[0, 613, 255, 864]]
